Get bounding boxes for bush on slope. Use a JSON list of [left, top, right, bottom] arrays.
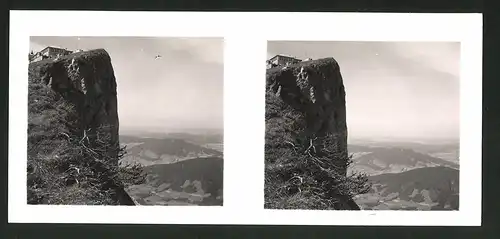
[[27, 68, 145, 205], [265, 90, 371, 210]]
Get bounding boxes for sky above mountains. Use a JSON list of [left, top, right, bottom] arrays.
[[268, 41, 460, 141], [31, 37, 224, 132], [29, 38, 460, 141]]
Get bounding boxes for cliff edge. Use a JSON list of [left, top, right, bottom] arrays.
[[265, 58, 370, 210], [27, 49, 137, 205]]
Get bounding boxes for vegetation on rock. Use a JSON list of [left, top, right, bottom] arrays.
[[27, 50, 145, 205], [265, 89, 371, 210]]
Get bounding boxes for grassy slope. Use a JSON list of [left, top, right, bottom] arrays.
[[27, 50, 140, 205]]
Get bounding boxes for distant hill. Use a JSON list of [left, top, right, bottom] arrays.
[[164, 132, 223, 146], [119, 135, 223, 166], [355, 166, 459, 210], [126, 157, 223, 206], [348, 145, 459, 175], [120, 128, 223, 143], [349, 140, 459, 162]]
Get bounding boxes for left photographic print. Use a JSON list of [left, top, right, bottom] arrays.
[[27, 36, 224, 206]]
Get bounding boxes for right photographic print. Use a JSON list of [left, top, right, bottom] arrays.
[[265, 41, 460, 211]]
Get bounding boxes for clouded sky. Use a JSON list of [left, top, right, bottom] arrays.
[[31, 37, 224, 132], [268, 41, 460, 141]]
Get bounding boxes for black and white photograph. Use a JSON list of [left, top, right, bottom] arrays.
[[10, 11, 481, 225], [265, 41, 460, 211], [27, 36, 224, 206]]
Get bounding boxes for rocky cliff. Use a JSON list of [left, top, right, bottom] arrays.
[[266, 58, 349, 173], [265, 58, 369, 210], [27, 49, 135, 205], [34, 49, 120, 155]]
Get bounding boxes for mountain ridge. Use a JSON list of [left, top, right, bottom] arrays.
[[126, 156, 223, 206], [349, 144, 459, 176], [119, 135, 222, 167], [355, 166, 459, 210]]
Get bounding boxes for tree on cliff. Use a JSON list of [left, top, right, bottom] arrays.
[[265, 90, 371, 210], [27, 82, 145, 205]]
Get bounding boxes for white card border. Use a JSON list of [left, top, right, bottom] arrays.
[[9, 11, 482, 226]]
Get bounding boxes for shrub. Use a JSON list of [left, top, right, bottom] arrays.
[[265, 90, 371, 210], [27, 83, 145, 205]]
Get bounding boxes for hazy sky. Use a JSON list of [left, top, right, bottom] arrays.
[[268, 41, 460, 141], [31, 37, 224, 132]]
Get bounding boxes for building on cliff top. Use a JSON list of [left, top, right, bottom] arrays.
[[266, 54, 302, 69], [29, 46, 74, 63]]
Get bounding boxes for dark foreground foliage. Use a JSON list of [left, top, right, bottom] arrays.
[[265, 91, 371, 210], [27, 80, 145, 205]]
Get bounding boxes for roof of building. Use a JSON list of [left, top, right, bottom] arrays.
[[269, 54, 301, 61], [39, 46, 72, 53]]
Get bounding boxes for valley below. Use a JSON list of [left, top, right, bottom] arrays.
[[348, 139, 460, 211], [118, 132, 459, 210], [119, 132, 224, 206]]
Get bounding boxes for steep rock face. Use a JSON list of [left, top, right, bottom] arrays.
[[265, 58, 361, 210], [28, 49, 134, 205], [32, 49, 120, 157], [266, 58, 349, 173]]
